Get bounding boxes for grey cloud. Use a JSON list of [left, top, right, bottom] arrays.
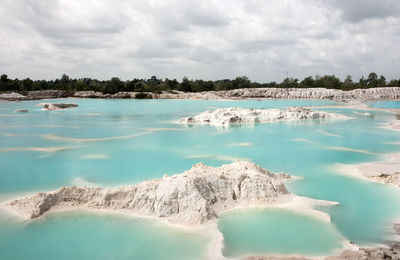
[[184, 5, 230, 27], [235, 39, 297, 53], [189, 47, 235, 63], [329, 0, 400, 23], [164, 38, 192, 49], [150, 1, 229, 33], [129, 44, 175, 59], [4, 0, 127, 49]]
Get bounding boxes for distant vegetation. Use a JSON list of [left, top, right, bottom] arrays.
[[1, 73, 399, 94]]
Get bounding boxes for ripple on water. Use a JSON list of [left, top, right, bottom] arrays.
[[324, 146, 378, 155], [42, 131, 153, 142], [80, 154, 109, 159], [0, 147, 73, 153]]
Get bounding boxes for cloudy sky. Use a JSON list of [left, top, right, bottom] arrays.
[[0, 0, 399, 82]]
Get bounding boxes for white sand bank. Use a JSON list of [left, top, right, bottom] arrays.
[[333, 153, 400, 187]]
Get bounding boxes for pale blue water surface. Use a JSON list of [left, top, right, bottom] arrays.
[[1, 98, 400, 259], [369, 100, 400, 109]]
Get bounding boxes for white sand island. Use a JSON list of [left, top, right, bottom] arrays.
[[39, 103, 79, 110], [385, 120, 400, 132], [4, 161, 338, 226], [335, 153, 400, 187], [179, 107, 349, 127]]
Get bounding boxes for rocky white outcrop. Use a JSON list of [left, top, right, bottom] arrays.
[[73, 91, 104, 98], [366, 154, 400, 187], [179, 107, 349, 127], [7, 161, 293, 225], [3, 87, 400, 101], [217, 87, 400, 100], [0, 92, 26, 99], [15, 109, 29, 113], [336, 153, 400, 187], [387, 120, 400, 131], [156, 90, 221, 100], [372, 173, 400, 187], [39, 103, 79, 110], [155, 87, 400, 101]]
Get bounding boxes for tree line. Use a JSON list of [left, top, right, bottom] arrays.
[[1, 73, 399, 94]]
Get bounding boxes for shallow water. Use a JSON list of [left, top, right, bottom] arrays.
[[368, 100, 400, 109], [1, 98, 400, 259], [0, 211, 208, 260], [218, 208, 344, 258]]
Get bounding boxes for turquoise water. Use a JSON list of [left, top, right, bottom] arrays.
[[1, 98, 400, 259], [369, 100, 400, 109], [0, 211, 208, 260], [218, 208, 344, 258]]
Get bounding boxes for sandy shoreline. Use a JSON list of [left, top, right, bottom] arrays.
[[334, 153, 400, 187], [1, 193, 339, 224]]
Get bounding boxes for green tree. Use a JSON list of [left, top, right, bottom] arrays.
[[214, 80, 233, 91], [61, 74, 70, 83], [314, 75, 341, 89], [56, 73, 71, 90], [343, 75, 354, 90], [104, 77, 124, 94], [232, 76, 251, 89], [300, 76, 314, 88], [263, 81, 278, 88], [134, 81, 146, 92], [377, 75, 386, 87], [358, 76, 367, 88], [0, 73, 397, 94], [281, 77, 298, 88], [165, 78, 179, 90], [388, 79, 400, 87], [178, 77, 192, 92], [191, 80, 204, 92], [366, 72, 378, 88], [0, 74, 9, 91], [21, 78, 34, 91], [146, 76, 161, 92], [1, 74, 8, 83], [76, 80, 85, 91]]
